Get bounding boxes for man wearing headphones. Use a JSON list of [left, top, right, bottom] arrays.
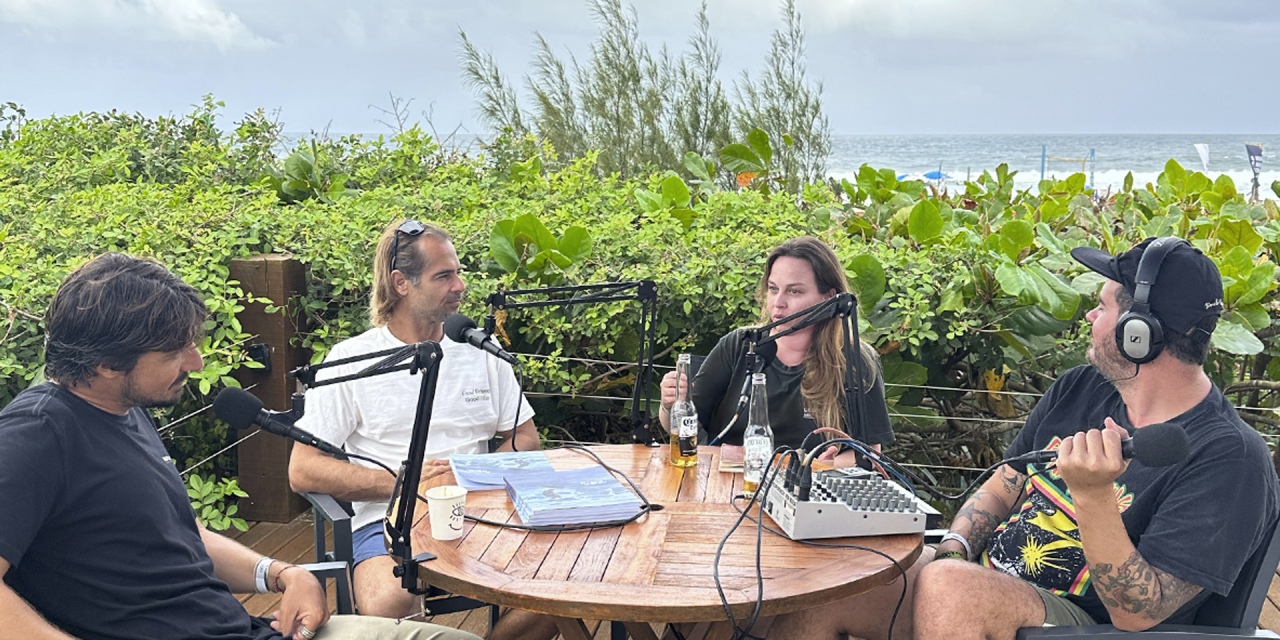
[[770, 237, 1278, 640]]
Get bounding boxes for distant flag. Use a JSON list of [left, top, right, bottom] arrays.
[[1194, 143, 1210, 172], [1247, 144, 1263, 202]]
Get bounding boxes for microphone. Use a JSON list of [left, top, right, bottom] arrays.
[[444, 313, 519, 365], [709, 341, 779, 445], [213, 387, 345, 457], [1005, 422, 1189, 468]]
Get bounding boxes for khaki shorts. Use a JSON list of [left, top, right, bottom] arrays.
[[1031, 583, 1097, 626]]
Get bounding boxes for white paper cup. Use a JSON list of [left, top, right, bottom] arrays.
[[425, 485, 468, 541]]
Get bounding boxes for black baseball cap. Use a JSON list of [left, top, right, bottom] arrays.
[[1071, 237, 1225, 335]]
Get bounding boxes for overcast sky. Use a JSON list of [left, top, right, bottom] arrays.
[[2, 0, 1278, 136]]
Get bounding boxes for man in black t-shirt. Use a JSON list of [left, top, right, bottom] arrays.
[[0, 253, 478, 640], [770, 238, 1277, 640]]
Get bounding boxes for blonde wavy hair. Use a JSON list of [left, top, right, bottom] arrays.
[[755, 236, 881, 434], [369, 219, 450, 327]]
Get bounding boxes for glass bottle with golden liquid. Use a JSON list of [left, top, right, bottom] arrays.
[[668, 354, 698, 467], [742, 373, 774, 497]]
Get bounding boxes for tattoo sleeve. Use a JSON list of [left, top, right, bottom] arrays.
[[1092, 550, 1203, 622], [950, 465, 1026, 554]]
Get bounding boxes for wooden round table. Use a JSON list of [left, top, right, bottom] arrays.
[[413, 445, 922, 639]]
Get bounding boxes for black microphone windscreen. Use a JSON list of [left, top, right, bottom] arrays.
[[1130, 422, 1190, 467], [213, 387, 263, 430], [443, 313, 477, 343]]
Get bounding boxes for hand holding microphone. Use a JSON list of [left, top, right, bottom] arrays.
[[1055, 417, 1141, 491], [1006, 419, 1189, 483]]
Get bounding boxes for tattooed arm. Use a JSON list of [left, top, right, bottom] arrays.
[[1090, 549, 1203, 630], [1059, 420, 1203, 630], [939, 464, 1026, 559]]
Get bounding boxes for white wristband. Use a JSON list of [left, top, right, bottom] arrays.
[[253, 557, 274, 594], [939, 532, 973, 561]]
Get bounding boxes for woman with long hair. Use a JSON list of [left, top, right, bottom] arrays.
[[659, 236, 892, 461]]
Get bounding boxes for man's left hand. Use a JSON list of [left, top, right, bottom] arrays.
[[1056, 417, 1129, 493], [270, 566, 330, 639]]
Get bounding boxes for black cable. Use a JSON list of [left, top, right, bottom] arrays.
[[814, 436, 1017, 502], [346, 451, 396, 475], [728, 494, 910, 640], [712, 445, 794, 640]]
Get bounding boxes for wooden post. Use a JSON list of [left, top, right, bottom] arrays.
[[229, 254, 309, 523]]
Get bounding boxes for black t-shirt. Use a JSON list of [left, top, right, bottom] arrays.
[[0, 383, 279, 640], [691, 328, 894, 450], [980, 366, 1278, 624]]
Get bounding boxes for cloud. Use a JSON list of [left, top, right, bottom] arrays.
[[0, 0, 272, 50]]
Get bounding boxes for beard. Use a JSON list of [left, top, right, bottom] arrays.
[[1087, 335, 1138, 384], [120, 373, 188, 409]]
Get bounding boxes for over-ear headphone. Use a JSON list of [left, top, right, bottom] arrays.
[[1115, 237, 1189, 364]]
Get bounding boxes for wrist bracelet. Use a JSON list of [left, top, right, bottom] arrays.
[[935, 549, 967, 562], [253, 557, 275, 594], [939, 531, 973, 561], [273, 564, 299, 594]]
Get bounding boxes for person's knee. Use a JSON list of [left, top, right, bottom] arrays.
[[353, 558, 418, 618], [914, 560, 978, 620]]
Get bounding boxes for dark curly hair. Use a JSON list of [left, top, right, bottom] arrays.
[[45, 253, 207, 386]]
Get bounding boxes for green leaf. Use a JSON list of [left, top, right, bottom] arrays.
[[1070, 272, 1106, 296], [998, 219, 1035, 261], [1218, 219, 1264, 254], [846, 254, 886, 312], [1024, 264, 1081, 320], [546, 249, 572, 269], [1210, 320, 1264, 355], [938, 288, 965, 314], [746, 129, 772, 165], [557, 226, 593, 263], [719, 144, 765, 174], [907, 199, 943, 244], [683, 152, 712, 183], [634, 188, 662, 213], [669, 207, 697, 230], [1003, 305, 1075, 337], [1224, 304, 1271, 332], [489, 220, 520, 273], [1123, 172, 1134, 193], [660, 174, 691, 207], [515, 213, 557, 253], [1237, 261, 1276, 306]]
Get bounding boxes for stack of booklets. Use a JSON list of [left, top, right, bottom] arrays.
[[504, 466, 644, 526], [449, 451, 554, 490], [718, 444, 745, 473]]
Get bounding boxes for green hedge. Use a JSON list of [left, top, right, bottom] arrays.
[[2, 103, 1278, 488]]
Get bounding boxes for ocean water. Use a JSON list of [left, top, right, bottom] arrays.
[[301, 131, 1280, 197], [827, 133, 1280, 196]]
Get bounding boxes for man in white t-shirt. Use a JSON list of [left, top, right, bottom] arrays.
[[289, 220, 551, 639]]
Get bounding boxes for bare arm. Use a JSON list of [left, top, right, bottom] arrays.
[[288, 443, 398, 502], [494, 418, 540, 452], [1061, 421, 1202, 631], [199, 525, 330, 637], [0, 558, 76, 640], [939, 463, 1026, 559]]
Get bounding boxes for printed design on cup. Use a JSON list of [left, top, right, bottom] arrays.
[[450, 502, 465, 531]]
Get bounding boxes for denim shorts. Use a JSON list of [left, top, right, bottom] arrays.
[[351, 521, 390, 568]]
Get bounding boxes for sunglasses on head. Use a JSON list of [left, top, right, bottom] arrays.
[[389, 220, 426, 275]]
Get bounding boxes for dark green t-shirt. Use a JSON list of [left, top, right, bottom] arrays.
[[691, 328, 894, 450]]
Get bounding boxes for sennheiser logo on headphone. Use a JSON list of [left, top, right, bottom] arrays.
[[1205, 298, 1223, 310]]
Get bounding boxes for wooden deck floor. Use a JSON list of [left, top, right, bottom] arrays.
[[229, 512, 644, 639], [235, 513, 1280, 636]]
